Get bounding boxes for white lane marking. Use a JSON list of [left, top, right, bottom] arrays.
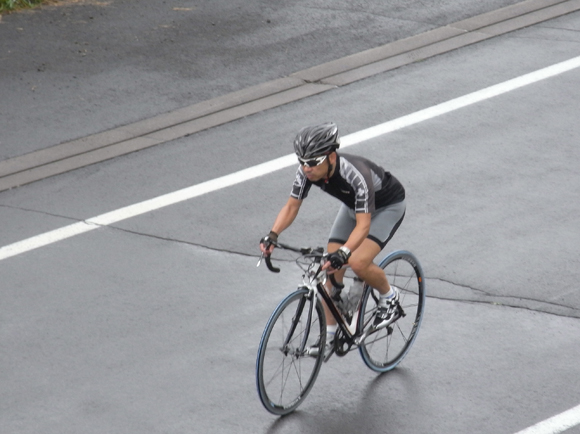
[[515, 404, 580, 434], [1, 55, 580, 262]]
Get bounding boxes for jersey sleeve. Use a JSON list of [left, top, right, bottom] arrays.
[[290, 166, 312, 200], [341, 157, 377, 213], [353, 168, 375, 213]]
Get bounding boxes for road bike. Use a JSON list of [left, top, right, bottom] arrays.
[[255, 241, 426, 415]]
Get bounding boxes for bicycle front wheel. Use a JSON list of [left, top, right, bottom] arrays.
[[256, 288, 326, 415], [359, 250, 426, 372]]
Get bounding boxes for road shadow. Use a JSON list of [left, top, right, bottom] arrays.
[[263, 367, 422, 434]]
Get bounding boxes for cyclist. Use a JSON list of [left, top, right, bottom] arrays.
[[260, 122, 406, 356]]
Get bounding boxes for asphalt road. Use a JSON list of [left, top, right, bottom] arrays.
[[0, 0, 526, 160], [1, 1, 580, 434]]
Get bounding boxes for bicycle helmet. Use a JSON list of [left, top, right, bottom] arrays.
[[293, 122, 340, 159]]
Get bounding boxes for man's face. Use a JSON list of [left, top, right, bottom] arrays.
[[299, 154, 333, 182]]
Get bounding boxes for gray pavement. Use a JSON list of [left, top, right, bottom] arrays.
[[0, 0, 522, 157], [1, 1, 580, 433], [3, 234, 580, 433], [2, 0, 580, 191]]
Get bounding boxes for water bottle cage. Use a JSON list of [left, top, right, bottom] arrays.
[[330, 286, 343, 302]]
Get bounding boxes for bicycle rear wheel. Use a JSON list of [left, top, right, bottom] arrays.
[[358, 250, 426, 372], [256, 288, 326, 415]]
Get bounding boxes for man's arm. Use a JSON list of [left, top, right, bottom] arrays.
[[260, 197, 303, 254], [343, 212, 371, 252], [271, 196, 302, 235]]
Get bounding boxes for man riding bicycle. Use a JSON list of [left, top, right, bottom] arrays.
[[259, 122, 406, 356]]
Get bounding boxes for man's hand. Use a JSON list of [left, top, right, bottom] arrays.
[[259, 231, 278, 255], [323, 246, 351, 272]]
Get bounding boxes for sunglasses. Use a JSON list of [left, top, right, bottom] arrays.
[[298, 155, 327, 167]]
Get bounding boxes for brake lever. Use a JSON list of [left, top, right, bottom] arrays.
[[256, 253, 265, 268], [256, 252, 281, 273]]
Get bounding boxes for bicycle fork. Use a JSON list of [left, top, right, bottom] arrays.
[[282, 287, 315, 357]]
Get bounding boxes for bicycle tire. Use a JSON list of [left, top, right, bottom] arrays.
[[256, 288, 326, 415], [358, 250, 426, 373]]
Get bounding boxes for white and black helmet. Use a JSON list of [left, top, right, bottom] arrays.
[[293, 122, 340, 159]]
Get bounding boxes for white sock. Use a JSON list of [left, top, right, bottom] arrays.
[[379, 288, 395, 307]]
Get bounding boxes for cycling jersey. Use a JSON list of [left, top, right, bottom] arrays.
[[290, 153, 405, 213]]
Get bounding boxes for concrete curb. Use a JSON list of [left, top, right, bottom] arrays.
[[1, 0, 579, 192]]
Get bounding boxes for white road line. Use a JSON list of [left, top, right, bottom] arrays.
[[515, 404, 580, 434], [1, 55, 580, 262]]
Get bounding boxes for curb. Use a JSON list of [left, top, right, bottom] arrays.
[[1, 0, 579, 192]]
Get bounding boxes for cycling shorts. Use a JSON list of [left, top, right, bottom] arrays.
[[328, 200, 406, 250]]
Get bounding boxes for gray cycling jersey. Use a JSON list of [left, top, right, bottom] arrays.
[[290, 153, 405, 213]]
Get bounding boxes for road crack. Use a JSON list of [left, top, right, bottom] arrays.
[[2, 204, 578, 319], [0, 203, 81, 223], [425, 276, 580, 319], [104, 224, 259, 258]]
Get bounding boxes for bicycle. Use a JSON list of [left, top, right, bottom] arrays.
[[255, 241, 426, 415]]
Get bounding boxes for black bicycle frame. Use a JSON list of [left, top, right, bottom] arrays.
[[315, 281, 362, 343], [263, 243, 366, 352], [282, 281, 360, 356]]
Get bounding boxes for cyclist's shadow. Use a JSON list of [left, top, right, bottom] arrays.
[[264, 367, 422, 434]]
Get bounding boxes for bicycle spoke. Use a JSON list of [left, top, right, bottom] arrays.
[[256, 290, 325, 415], [358, 251, 425, 372]]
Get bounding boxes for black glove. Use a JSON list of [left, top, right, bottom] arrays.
[[326, 246, 351, 270], [260, 231, 278, 251]]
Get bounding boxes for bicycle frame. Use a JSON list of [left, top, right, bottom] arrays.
[[258, 242, 378, 357], [257, 244, 426, 414], [286, 260, 368, 356], [317, 279, 362, 340]]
